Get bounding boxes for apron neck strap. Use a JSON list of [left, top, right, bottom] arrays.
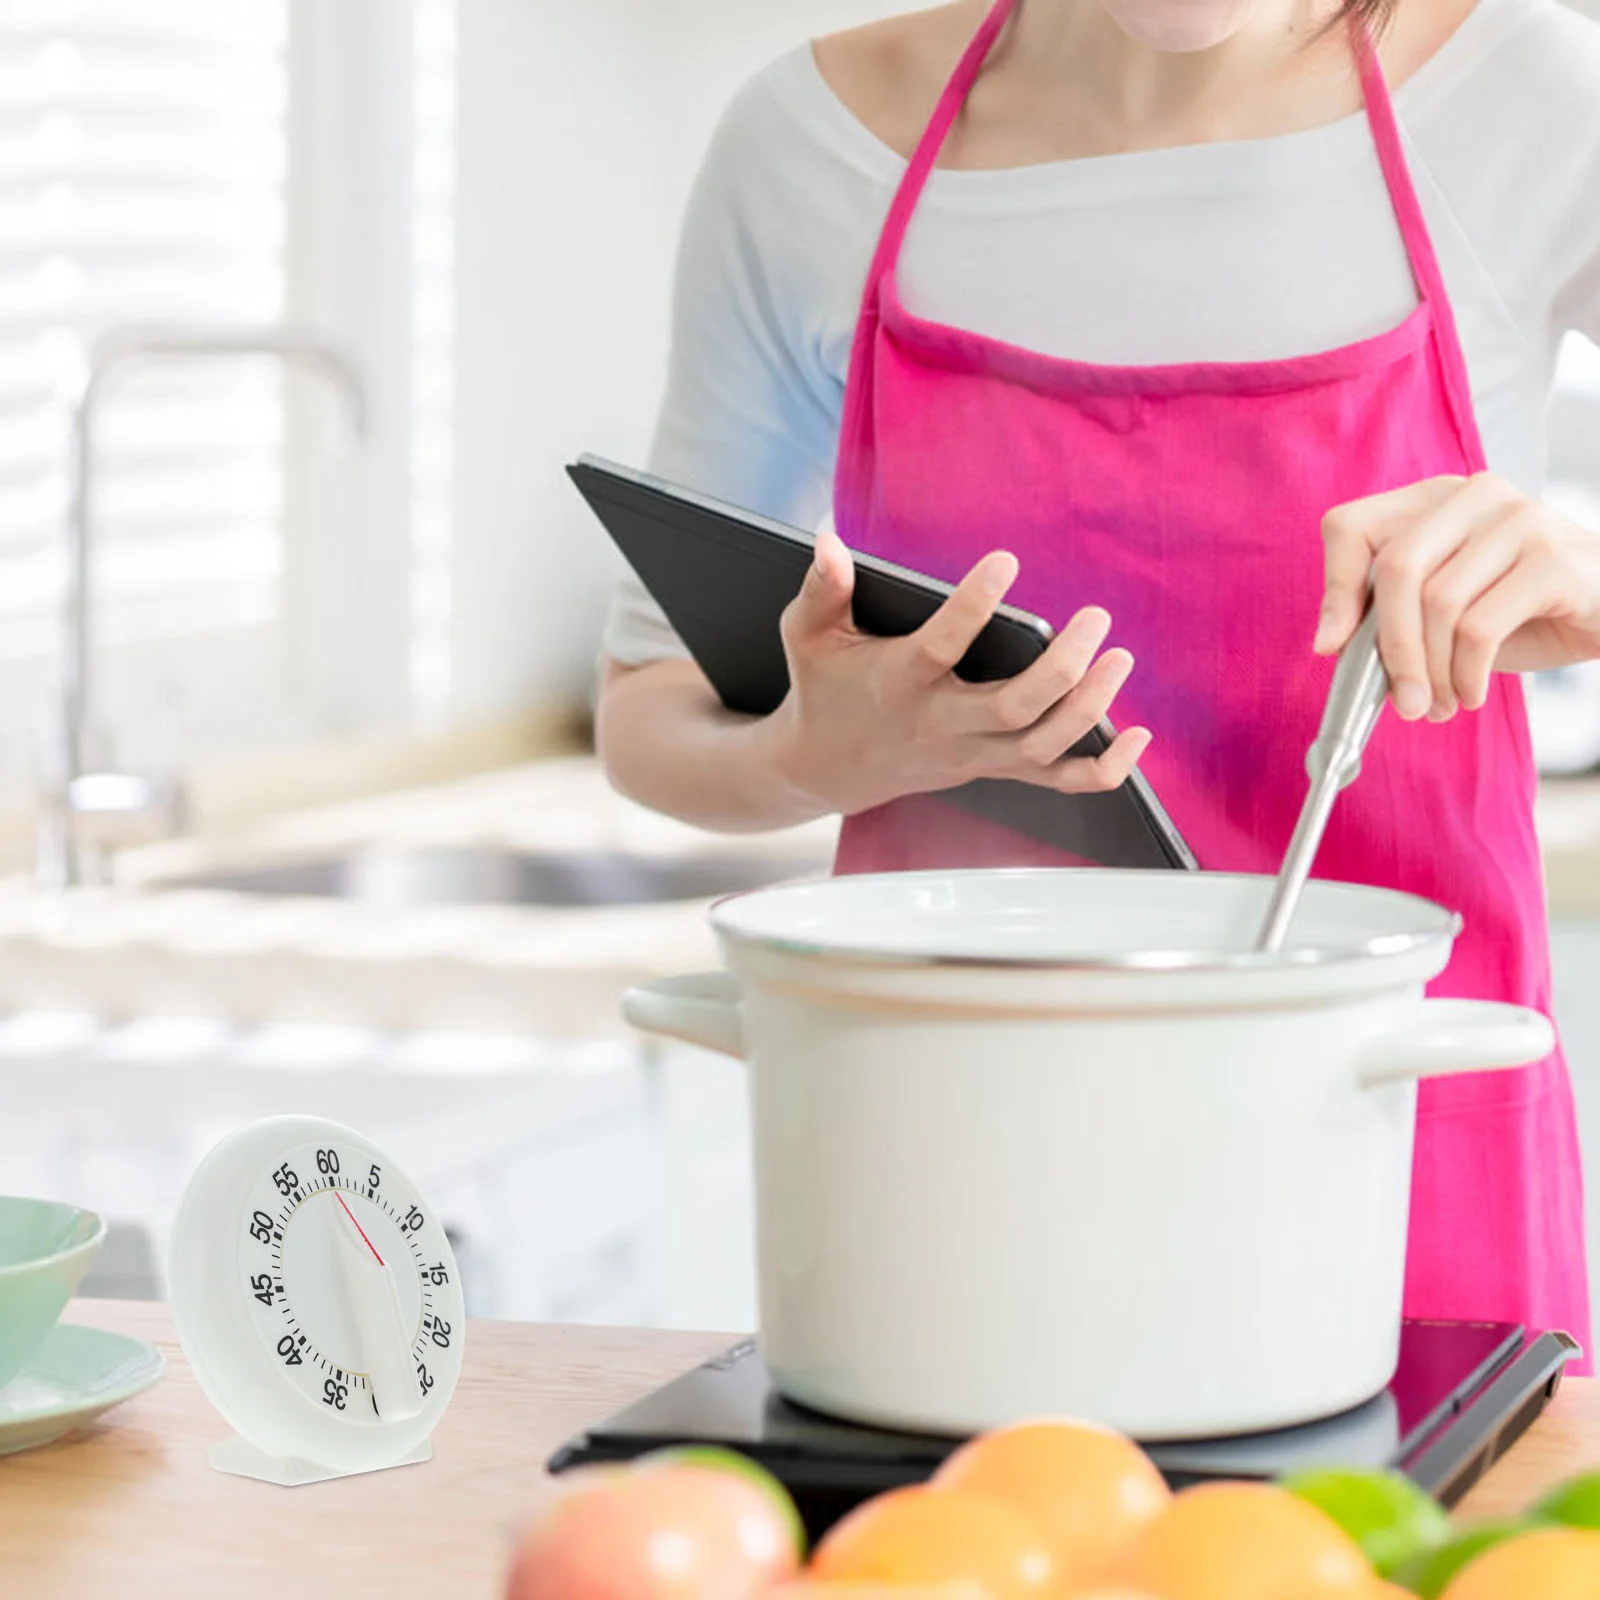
[[1352, 23, 1445, 311], [859, 0, 1016, 298], [1354, 22, 1486, 466], [857, 1, 1484, 468]]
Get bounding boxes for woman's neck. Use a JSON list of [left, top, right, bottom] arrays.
[[811, 0, 1476, 169], [974, 0, 1356, 155], [1008, 0, 1340, 131]]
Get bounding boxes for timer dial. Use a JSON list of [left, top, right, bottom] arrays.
[[172, 1116, 464, 1481]]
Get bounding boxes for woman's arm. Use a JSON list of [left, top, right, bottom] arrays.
[[599, 533, 1150, 831], [599, 62, 850, 683], [597, 659, 824, 833], [597, 58, 1148, 827]]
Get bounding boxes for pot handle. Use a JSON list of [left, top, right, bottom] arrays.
[[621, 971, 746, 1059], [1357, 999, 1555, 1089]]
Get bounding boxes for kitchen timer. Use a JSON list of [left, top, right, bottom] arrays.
[[170, 1115, 464, 1485]]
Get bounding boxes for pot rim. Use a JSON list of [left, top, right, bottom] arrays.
[[709, 867, 1463, 974]]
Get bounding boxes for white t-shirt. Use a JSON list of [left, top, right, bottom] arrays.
[[604, 0, 1600, 664]]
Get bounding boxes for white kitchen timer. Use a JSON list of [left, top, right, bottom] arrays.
[[170, 1115, 465, 1485]]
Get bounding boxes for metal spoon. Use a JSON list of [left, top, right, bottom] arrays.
[[1256, 604, 1389, 953]]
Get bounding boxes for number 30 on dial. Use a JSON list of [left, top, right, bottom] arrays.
[[171, 1116, 465, 1484]]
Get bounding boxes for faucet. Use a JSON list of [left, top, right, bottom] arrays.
[[36, 324, 367, 888]]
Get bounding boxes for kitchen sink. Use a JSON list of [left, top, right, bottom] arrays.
[[167, 846, 824, 909]]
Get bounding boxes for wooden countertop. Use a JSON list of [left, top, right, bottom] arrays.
[[0, 1302, 1595, 1598], [0, 1301, 728, 1598]]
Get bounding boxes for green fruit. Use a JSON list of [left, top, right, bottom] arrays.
[[1282, 1467, 1452, 1577], [1530, 1471, 1600, 1531], [1388, 1519, 1528, 1598], [636, 1445, 807, 1558]]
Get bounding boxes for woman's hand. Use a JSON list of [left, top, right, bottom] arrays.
[[1317, 473, 1600, 721], [763, 528, 1150, 817]]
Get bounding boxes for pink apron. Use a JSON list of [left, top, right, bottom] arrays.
[[832, 0, 1590, 1359]]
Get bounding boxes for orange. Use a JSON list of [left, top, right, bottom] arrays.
[[934, 1420, 1171, 1588], [1272, 1584, 1415, 1599], [1439, 1525, 1600, 1598], [809, 1484, 1057, 1596], [772, 1586, 992, 1598], [1064, 1590, 1165, 1599], [1112, 1481, 1373, 1600]]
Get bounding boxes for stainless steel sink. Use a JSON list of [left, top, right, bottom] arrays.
[[167, 846, 824, 909]]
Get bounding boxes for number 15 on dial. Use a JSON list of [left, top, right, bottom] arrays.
[[171, 1116, 465, 1485]]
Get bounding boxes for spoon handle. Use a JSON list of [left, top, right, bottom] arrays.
[[1256, 608, 1389, 954]]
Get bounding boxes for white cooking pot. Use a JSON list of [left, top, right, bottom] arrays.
[[623, 869, 1554, 1440]]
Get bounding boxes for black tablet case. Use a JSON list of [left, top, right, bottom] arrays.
[[571, 456, 1196, 870]]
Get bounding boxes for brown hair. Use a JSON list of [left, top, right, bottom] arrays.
[[1333, 0, 1399, 36]]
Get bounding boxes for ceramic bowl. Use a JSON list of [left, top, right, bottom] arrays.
[[0, 1198, 106, 1391]]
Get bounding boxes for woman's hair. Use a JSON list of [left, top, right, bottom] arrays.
[[1335, 0, 1398, 34]]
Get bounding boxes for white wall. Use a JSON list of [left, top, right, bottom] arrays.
[[448, 0, 901, 723]]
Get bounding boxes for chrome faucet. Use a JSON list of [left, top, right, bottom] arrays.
[[36, 324, 367, 888]]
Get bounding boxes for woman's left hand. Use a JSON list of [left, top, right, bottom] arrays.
[[1317, 473, 1600, 721]]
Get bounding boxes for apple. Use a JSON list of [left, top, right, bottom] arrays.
[[506, 1463, 800, 1600]]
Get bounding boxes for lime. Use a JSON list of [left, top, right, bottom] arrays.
[[1281, 1467, 1451, 1576], [636, 1444, 807, 1558], [1387, 1519, 1527, 1598], [1530, 1471, 1600, 1530]]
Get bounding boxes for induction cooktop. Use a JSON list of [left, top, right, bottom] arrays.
[[550, 1321, 1577, 1541]]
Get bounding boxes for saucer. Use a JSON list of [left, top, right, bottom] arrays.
[[0, 1322, 164, 1457]]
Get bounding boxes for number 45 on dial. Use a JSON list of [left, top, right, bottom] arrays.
[[171, 1116, 465, 1485]]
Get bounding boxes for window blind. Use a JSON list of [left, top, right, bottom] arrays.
[[0, 0, 289, 662]]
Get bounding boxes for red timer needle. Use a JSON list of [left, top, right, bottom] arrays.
[[333, 1190, 385, 1266]]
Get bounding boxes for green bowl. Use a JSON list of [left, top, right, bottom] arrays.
[[0, 1198, 105, 1391]]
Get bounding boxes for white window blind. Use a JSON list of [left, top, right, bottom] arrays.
[[0, 0, 289, 663]]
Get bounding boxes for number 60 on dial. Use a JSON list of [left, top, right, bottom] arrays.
[[171, 1116, 466, 1485]]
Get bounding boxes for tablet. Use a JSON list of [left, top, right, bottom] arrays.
[[572, 454, 1196, 871]]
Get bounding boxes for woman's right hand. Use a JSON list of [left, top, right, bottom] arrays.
[[762, 528, 1151, 818]]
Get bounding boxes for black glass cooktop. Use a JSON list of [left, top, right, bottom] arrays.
[[550, 1321, 1577, 1540]]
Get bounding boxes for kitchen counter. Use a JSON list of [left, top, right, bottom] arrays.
[[0, 758, 837, 1036], [0, 1300, 729, 1597], [0, 758, 1595, 1033], [0, 1302, 1595, 1598]]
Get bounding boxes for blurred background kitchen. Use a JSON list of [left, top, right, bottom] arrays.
[[0, 0, 1598, 1335]]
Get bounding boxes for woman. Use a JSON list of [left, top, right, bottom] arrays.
[[597, 0, 1600, 1356]]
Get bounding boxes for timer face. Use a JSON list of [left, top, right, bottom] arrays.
[[171, 1115, 465, 1478], [238, 1135, 462, 1424]]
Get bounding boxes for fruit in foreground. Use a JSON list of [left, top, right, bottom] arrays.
[[505, 1463, 799, 1599], [771, 1585, 992, 1597], [1437, 1526, 1600, 1598], [638, 1445, 807, 1561], [1529, 1470, 1600, 1531], [1385, 1520, 1526, 1599], [809, 1483, 1056, 1596], [1065, 1589, 1166, 1600], [934, 1419, 1170, 1588], [1111, 1480, 1373, 1600], [1281, 1468, 1451, 1576]]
